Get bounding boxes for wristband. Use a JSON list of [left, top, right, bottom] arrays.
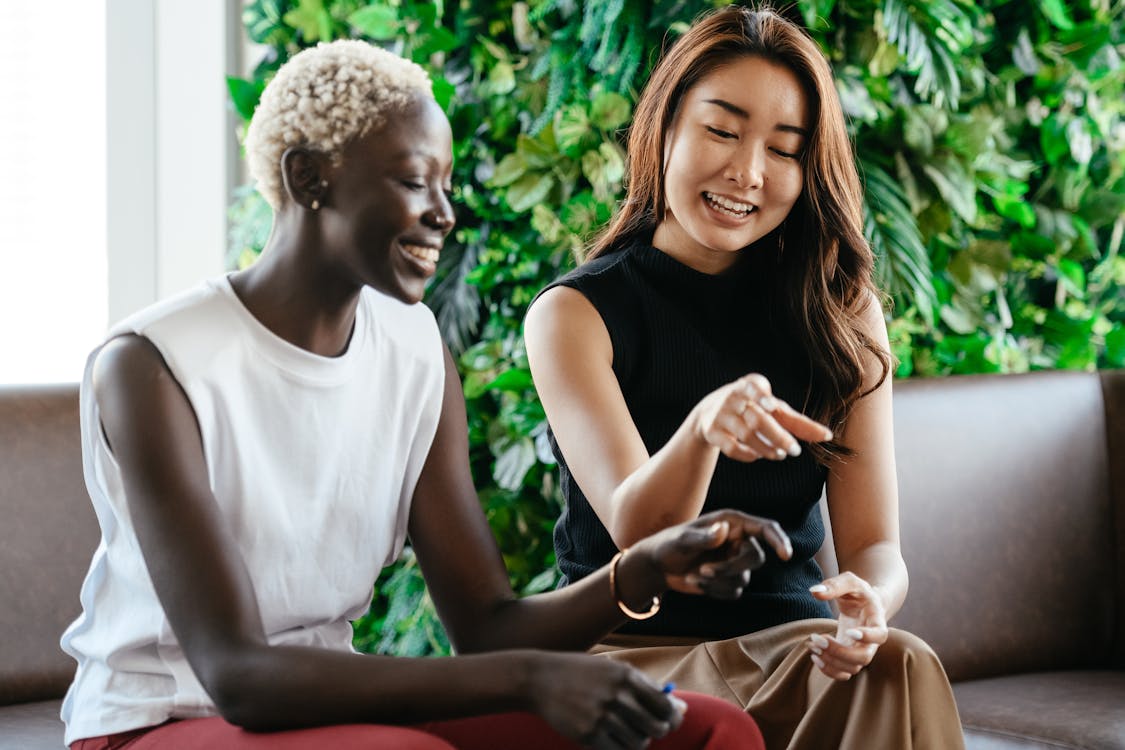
[[609, 548, 662, 620]]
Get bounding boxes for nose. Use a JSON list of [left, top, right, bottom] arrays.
[[424, 190, 456, 234], [728, 145, 764, 190]]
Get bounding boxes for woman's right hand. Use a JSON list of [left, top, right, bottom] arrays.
[[524, 651, 683, 749], [631, 509, 793, 598], [692, 373, 834, 462]]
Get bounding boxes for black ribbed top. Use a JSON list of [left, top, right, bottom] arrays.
[[544, 241, 832, 638]]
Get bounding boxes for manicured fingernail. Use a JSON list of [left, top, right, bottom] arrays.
[[699, 564, 716, 578], [788, 442, 801, 457], [708, 521, 727, 536], [810, 633, 829, 649], [824, 429, 834, 441], [775, 448, 786, 459], [846, 628, 863, 641], [670, 695, 688, 716], [684, 574, 703, 588], [754, 430, 774, 448], [811, 653, 826, 669], [759, 395, 777, 411], [808, 642, 823, 655], [809, 584, 828, 593]]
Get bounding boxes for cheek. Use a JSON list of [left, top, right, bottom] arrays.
[[774, 166, 804, 210]]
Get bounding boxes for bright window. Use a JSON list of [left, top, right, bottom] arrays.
[[0, 1, 108, 384]]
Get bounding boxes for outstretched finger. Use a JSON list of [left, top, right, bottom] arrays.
[[772, 400, 834, 443]]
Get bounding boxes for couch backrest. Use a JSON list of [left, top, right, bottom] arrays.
[[0, 384, 97, 705], [821, 370, 1125, 683]]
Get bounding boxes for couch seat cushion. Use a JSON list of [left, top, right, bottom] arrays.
[[0, 698, 64, 749], [955, 671, 1125, 750]]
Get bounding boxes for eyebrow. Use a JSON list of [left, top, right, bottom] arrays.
[[703, 98, 809, 137]]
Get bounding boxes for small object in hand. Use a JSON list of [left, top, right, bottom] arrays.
[[664, 682, 687, 717]]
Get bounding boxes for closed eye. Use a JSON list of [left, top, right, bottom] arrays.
[[401, 180, 426, 191], [771, 147, 801, 159], [705, 126, 736, 140]]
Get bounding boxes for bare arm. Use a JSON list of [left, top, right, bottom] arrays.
[[524, 286, 832, 549], [822, 295, 907, 617], [90, 335, 581, 731], [805, 295, 908, 680], [410, 345, 792, 652]]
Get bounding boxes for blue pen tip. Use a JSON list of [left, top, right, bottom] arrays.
[[662, 682, 676, 693]]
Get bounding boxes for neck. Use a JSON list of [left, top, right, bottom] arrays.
[[651, 219, 739, 275], [230, 218, 362, 357]]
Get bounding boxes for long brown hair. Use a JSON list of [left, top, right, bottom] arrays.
[[585, 5, 889, 456]]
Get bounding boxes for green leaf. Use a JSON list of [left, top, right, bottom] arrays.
[[590, 91, 631, 130], [485, 368, 535, 393], [1037, 0, 1075, 30], [506, 172, 556, 213], [493, 436, 537, 490], [225, 76, 264, 123], [491, 153, 527, 188], [1105, 326, 1125, 367], [922, 160, 977, 224], [283, 0, 331, 42], [348, 5, 399, 38]]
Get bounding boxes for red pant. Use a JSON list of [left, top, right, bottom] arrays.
[[70, 692, 763, 749]]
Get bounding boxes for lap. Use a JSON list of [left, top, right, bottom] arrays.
[[71, 693, 761, 750]]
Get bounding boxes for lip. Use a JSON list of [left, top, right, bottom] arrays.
[[398, 240, 441, 277], [701, 192, 758, 226]]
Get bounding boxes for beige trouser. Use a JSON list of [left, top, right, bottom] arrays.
[[592, 619, 965, 750]]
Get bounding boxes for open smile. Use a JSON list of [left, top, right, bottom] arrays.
[[702, 191, 757, 218], [400, 241, 440, 275]]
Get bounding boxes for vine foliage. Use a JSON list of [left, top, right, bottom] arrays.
[[228, 0, 1125, 654]]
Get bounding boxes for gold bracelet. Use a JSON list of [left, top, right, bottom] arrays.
[[609, 548, 662, 620]]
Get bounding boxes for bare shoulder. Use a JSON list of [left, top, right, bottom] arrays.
[[855, 289, 890, 342], [92, 335, 172, 399]]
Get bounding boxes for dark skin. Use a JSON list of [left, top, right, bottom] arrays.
[[92, 94, 792, 749]]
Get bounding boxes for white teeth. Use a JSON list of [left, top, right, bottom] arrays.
[[704, 192, 754, 216], [402, 244, 439, 263]]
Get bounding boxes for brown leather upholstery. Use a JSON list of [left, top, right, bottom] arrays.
[[891, 371, 1116, 682], [0, 385, 95, 709], [955, 671, 1125, 750], [818, 370, 1125, 749]]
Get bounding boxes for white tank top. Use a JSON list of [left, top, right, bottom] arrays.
[[60, 275, 445, 744]]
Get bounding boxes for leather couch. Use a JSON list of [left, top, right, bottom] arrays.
[[2, 371, 1123, 749]]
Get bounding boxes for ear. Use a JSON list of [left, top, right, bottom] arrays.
[[280, 148, 329, 211]]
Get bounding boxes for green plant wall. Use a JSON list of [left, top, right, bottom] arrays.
[[227, 0, 1125, 656]]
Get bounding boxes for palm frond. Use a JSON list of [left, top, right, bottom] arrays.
[[428, 239, 482, 355], [881, 0, 973, 108], [861, 157, 936, 320]]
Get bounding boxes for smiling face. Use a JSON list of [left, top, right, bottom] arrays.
[[321, 94, 455, 304], [652, 55, 810, 273]]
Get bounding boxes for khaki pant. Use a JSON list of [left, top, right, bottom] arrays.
[[592, 619, 965, 750]]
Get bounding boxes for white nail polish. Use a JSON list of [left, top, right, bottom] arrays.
[[809, 584, 828, 593], [759, 395, 777, 411], [788, 442, 801, 457], [846, 628, 863, 641], [810, 633, 829, 649]]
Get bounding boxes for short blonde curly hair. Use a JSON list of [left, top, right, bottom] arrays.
[[245, 40, 433, 209]]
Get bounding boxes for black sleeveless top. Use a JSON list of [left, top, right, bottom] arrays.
[[543, 241, 832, 638]]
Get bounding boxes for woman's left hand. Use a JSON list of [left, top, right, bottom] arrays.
[[806, 571, 889, 680]]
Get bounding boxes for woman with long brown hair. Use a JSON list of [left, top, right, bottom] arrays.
[[525, 6, 965, 748]]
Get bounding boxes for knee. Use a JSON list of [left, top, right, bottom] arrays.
[[869, 628, 946, 679], [670, 692, 764, 750]]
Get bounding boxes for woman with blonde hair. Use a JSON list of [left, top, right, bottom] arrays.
[[525, 6, 965, 748]]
